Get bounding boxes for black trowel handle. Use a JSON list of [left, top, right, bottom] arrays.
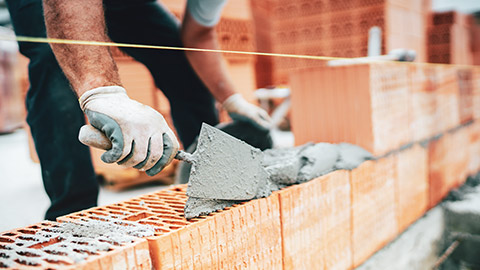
[[79, 125, 194, 164]]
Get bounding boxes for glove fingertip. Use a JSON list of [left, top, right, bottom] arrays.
[[101, 149, 122, 163]]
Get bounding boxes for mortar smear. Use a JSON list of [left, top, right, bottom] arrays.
[[0, 217, 154, 268], [185, 139, 373, 219]]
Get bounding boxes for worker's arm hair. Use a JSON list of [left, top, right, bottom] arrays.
[[181, 11, 235, 103], [43, 0, 122, 96]]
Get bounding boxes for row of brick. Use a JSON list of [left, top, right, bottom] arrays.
[[252, 0, 429, 86], [427, 11, 474, 65], [2, 119, 478, 269], [289, 63, 480, 156]]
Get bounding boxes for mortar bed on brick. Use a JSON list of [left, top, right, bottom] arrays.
[[0, 219, 152, 269], [58, 185, 242, 237]]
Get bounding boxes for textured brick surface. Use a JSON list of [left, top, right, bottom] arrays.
[[409, 65, 437, 141], [428, 128, 469, 207], [350, 157, 397, 267], [0, 221, 151, 269], [290, 63, 410, 156], [278, 170, 352, 270], [468, 121, 480, 175], [59, 185, 283, 269], [396, 144, 429, 232]]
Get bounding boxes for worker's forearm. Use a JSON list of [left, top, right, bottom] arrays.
[[43, 0, 122, 96], [181, 13, 235, 103]]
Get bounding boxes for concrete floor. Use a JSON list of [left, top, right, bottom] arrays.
[[0, 129, 170, 232]]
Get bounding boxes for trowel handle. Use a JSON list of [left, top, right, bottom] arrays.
[[79, 125, 193, 163], [175, 151, 194, 164]]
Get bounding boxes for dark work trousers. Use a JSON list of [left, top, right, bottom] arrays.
[[6, 0, 218, 220]]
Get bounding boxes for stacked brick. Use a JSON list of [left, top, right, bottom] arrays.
[[289, 63, 479, 156], [251, 0, 430, 86], [2, 113, 480, 269], [0, 221, 152, 269], [427, 11, 473, 65]]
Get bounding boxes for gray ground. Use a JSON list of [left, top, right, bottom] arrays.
[[0, 129, 169, 232]]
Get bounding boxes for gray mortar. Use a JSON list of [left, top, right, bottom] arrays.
[[263, 144, 311, 185], [184, 197, 237, 219], [185, 132, 373, 218], [297, 143, 339, 182], [0, 217, 154, 267], [186, 123, 270, 201], [335, 143, 374, 170]]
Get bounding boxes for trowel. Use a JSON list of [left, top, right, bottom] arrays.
[[79, 123, 268, 200]]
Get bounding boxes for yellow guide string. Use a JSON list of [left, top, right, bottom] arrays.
[[1, 35, 479, 69]]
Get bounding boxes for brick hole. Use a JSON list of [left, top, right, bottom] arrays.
[[125, 205, 147, 211], [73, 249, 98, 255], [150, 209, 175, 215], [87, 211, 107, 216], [0, 262, 8, 268], [44, 250, 68, 256], [16, 251, 41, 257], [146, 205, 170, 212], [29, 237, 60, 249], [41, 223, 52, 226], [152, 213, 180, 219], [45, 258, 71, 265], [0, 252, 9, 259], [163, 219, 188, 226], [18, 235, 39, 242], [153, 228, 170, 234], [124, 212, 151, 221], [15, 259, 40, 266], [168, 226, 182, 230], [17, 229, 36, 235], [105, 206, 126, 211], [221, 34, 231, 42], [0, 245, 11, 250], [107, 210, 126, 216], [173, 187, 182, 192]]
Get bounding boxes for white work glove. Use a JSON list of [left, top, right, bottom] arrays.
[[78, 86, 179, 176], [222, 93, 272, 130]]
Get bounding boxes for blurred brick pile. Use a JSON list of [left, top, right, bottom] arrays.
[[0, 40, 24, 134], [427, 11, 474, 64], [251, 0, 431, 86]]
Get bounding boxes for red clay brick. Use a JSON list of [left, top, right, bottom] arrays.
[[350, 156, 397, 267], [0, 221, 151, 269], [409, 65, 437, 141], [396, 144, 429, 232], [278, 170, 352, 270], [428, 127, 469, 207], [58, 185, 283, 269], [290, 63, 410, 156], [467, 120, 480, 175], [473, 68, 480, 120]]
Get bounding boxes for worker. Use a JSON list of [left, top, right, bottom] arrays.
[[7, 0, 271, 220]]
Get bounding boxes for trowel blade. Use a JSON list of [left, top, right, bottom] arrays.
[[186, 123, 268, 201]]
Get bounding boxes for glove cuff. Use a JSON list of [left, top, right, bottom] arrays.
[[222, 93, 244, 112], [79, 86, 128, 111]]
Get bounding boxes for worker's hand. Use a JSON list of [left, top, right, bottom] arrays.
[[78, 86, 179, 176], [223, 93, 272, 130]]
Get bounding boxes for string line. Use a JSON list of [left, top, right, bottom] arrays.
[[1, 35, 479, 69]]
